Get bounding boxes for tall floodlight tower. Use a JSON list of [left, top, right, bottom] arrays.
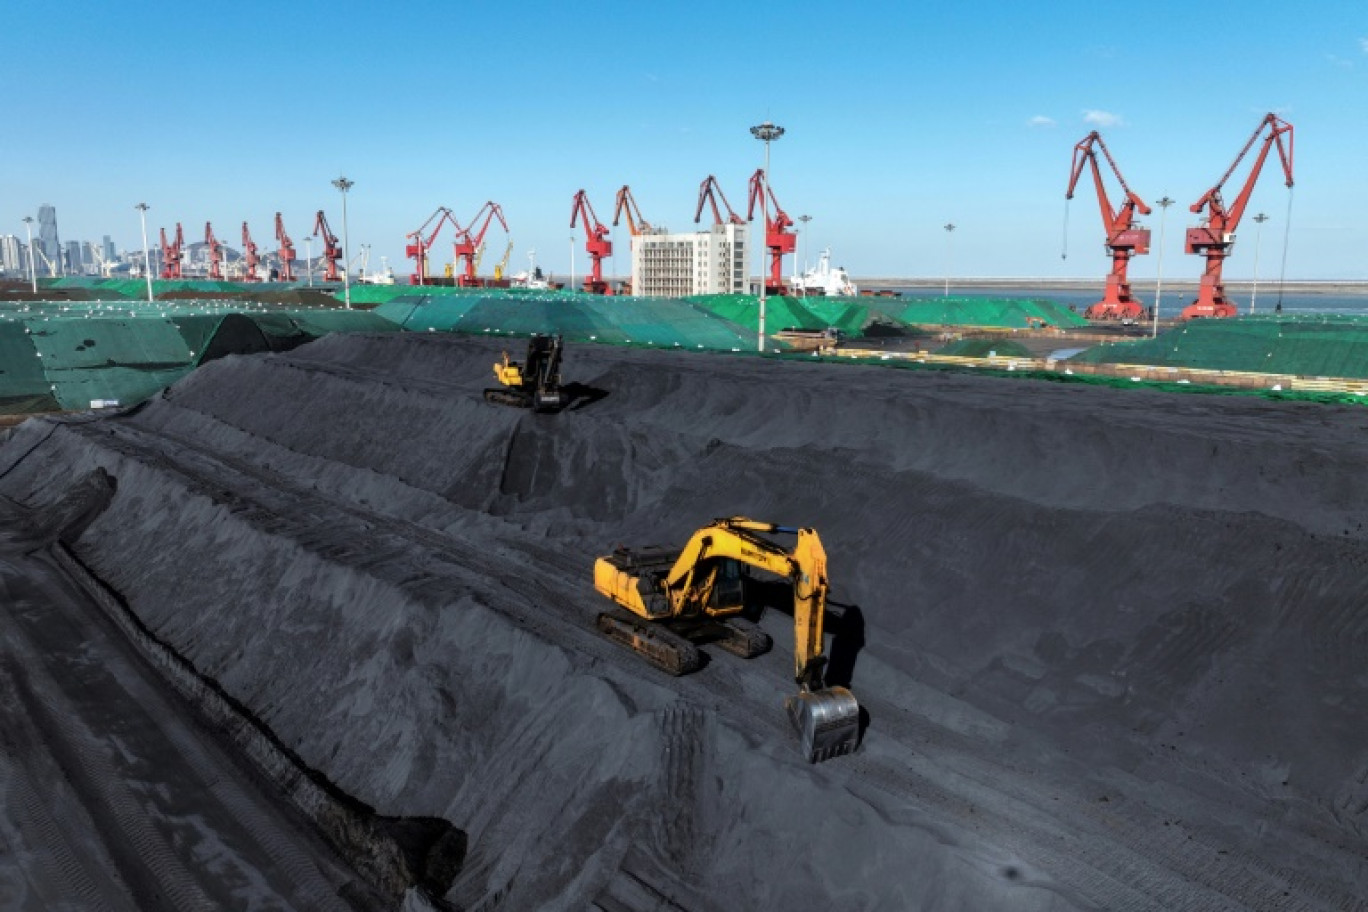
[[135, 203, 154, 302], [332, 176, 354, 308], [750, 120, 785, 352]]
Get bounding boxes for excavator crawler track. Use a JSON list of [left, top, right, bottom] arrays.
[[713, 619, 772, 659], [596, 610, 703, 677], [483, 388, 534, 409]]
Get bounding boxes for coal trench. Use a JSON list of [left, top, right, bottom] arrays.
[[0, 331, 1366, 911]]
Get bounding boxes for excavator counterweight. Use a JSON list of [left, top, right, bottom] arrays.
[[593, 517, 860, 763]]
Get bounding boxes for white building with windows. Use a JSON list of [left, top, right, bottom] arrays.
[[629, 223, 748, 297]]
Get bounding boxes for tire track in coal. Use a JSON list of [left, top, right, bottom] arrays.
[[849, 690, 1355, 912], [0, 584, 220, 910], [86, 624, 360, 911], [0, 659, 118, 911]]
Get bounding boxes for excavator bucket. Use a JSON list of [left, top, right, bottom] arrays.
[[785, 686, 860, 763]]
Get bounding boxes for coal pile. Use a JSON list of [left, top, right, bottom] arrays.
[[1, 332, 1365, 910]]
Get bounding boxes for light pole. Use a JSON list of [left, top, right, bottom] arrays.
[[1249, 212, 1269, 315], [943, 223, 956, 297], [304, 235, 314, 287], [751, 120, 785, 352], [135, 203, 154, 303], [331, 176, 354, 308], [797, 214, 812, 295], [21, 216, 36, 294], [1151, 197, 1174, 338]]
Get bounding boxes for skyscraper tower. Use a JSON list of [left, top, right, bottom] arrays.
[[37, 204, 60, 275]]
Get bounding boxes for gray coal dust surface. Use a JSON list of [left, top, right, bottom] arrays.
[[1, 331, 1366, 911]]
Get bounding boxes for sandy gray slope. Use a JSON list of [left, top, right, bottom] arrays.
[[1, 332, 1366, 910]]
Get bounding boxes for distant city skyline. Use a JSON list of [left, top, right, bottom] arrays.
[[4, 0, 1366, 281]]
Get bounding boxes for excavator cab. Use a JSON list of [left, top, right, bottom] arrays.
[[484, 334, 567, 412]]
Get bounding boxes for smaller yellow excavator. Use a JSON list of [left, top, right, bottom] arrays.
[[484, 334, 567, 411], [593, 517, 861, 763]]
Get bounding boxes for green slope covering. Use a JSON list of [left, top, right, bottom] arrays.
[[0, 302, 395, 412], [1072, 315, 1368, 378], [375, 293, 758, 350], [891, 296, 1088, 329], [687, 294, 874, 336]]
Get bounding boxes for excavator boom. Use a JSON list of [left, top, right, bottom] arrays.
[[593, 516, 860, 762]]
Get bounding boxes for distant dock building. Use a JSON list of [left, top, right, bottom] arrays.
[[629, 223, 748, 297]]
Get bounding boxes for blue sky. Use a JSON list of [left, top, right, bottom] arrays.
[[4, 0, 1365, 280]]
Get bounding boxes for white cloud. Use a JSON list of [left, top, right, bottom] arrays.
[[1360, 37, 1368, 53], [1027, 115, 1056, 128], [1327, 54, 1353, 69], [1082, 109, 1124, 128]]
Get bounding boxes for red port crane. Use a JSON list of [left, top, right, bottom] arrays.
[[1066, 132, 1152, 321], [694, 176, 749, 228], [204, 222, 224, 280], [694, 175, 746, 226], [746, 168, 795, 296], [159, 223, 184, 279], [570, 190, 613, 295], [313, 210, 342, 282], [275, 213, 296, 282], [404, 206, 458, 286], [241, 222, 261, 282], [1182, 112, 1294, 320], [454, 201, 509, 287], [613, 185, 656, 236]]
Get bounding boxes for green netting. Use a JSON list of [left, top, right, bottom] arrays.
[[282, 309, 396, 336], [1072, 315, 1368, 378], [0, 322, 55, 411], [935, 338, 1034, 358], [890, 296, 1088, 329], [0, 302, 401, 412], [29, 318, 192, 371], [687, 294, 873, 336], [375, 293, 757, 350]]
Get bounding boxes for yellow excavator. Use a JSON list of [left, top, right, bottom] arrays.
[[593, 517, 861, 763], [485, 334, 567, 411]]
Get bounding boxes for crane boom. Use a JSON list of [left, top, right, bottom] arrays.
[[241, 222, 261, 282], [404, 206, 458, 286], [694, 175, 745, 226], [274, 213, 296, 282], [312, 210, 343, 282], [1182, 113, 1294, 320], [1065, 132, 1152, 321], [204, 222, 223, 280], [159, 223, 184, 279], [454, 201, 509, 287], [570, 190, 613, 295], [746, 168, 795, 296], [612, 185, 655, 236]]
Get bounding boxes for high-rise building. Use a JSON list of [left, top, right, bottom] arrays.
[[629, 223, 749, 297], [0, 235, 24, 276], [37, 204, 60, 275], [102, 235, 115, 263], [65, 240, 83, 274]]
